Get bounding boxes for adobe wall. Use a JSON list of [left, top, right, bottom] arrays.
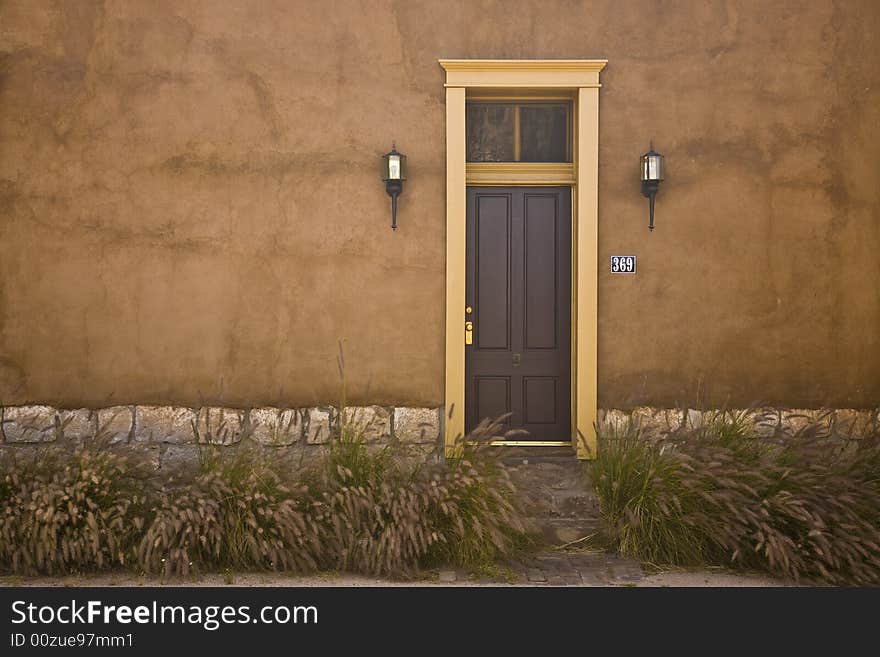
[[1, 1, 878, 411]]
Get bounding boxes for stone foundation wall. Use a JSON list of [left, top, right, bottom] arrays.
[[0, 405, 443, 471], [598, 407, 880, 440], [1, 404, 876, 472]]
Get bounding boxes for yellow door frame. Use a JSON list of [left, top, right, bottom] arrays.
[[439, 59, 607, 460]]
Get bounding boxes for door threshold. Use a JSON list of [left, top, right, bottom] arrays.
[[486, 440, 572, 447]]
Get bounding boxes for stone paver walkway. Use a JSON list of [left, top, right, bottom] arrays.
[[433, 550, 788, 587], [438, 550, 648, 586]]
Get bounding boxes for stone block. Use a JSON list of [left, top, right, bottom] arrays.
[[160, 444, 202, 471], [134, 406, 197, 444], [1, 405, 58, 442], [780, 409, 819, 435], [95, 406, 134, 444], [657, 408, 684, 433], [630, 407, 656, 432], [393, 407, 440, 443], [403, 441, 439, 458], [747, 408, 780, 437], [195, 407, 246, 445], [343, 406, 391, 441], [700, 409, 728, 432], [125, 444, 161, 471], [632, 407, 683, 436], [686, 409, 704, 430], [811, 409, 836, 434], [305, 407, 332, 444], [598, 409, 629, 434], [58, 409, 94, 440], [250, 408, 302, 446], [273, 443, 329, 470], [833, 409, 876, 439]]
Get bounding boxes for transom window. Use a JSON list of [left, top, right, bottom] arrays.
[[466, 100, 572, 163]]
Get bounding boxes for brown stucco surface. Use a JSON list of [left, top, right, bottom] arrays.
[[1, 1, 878, 410]]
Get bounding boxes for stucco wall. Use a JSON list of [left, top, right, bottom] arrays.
[[1, 0, 878, 410]]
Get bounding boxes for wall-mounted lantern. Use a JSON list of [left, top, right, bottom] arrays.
[[640, 143, 664, 231], [382, 145, 406, 230]]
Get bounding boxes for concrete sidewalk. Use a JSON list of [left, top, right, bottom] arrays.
[[0, 551, 791, 587]]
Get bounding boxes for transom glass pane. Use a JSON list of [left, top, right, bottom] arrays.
[[520, 104, 569, 162], [466, 103, 515, 162], [466, 101, 571, 163]]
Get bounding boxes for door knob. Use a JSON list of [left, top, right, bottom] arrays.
[[465, 321, 473, 345]]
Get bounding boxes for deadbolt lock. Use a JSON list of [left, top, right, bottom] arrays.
[[464, 321, 474, 345], [465, 306, 473, 314]]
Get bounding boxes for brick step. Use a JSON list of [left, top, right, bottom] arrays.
[[525, 517, 602, 547], [494, 446, 578, 459], [502, 456, 599, 519], [513, 488, 599, 518], [502, 457, 589, 487]]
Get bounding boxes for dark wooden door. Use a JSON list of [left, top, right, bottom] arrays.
[[465, 186, 572, 441]]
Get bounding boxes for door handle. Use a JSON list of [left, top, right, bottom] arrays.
[[465, 321, 473, 345]]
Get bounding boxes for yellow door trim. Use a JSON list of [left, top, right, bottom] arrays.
[[466, 162, 575, 186], [440, 59, 606, 460]]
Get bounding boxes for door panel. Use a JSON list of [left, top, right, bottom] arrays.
[[465, 186, 571, 441], [523, 377, 557, 425], [474, 376, 511, 426], [524, 194, 558, 350], [475, 195, 510, 350]]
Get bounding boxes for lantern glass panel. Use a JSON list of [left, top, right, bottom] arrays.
[[641, 153, 664, 181], [387, 154, 401, 180], [650, 154, 663, 180]]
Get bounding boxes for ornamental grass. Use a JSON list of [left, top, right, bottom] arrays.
[[591, 410, 880, 585]]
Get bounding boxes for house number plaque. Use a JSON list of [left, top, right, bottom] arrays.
[[610, 255, 637, 274]]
